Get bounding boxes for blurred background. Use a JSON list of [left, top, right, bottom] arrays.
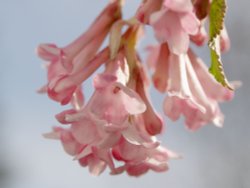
[[0, 0, 249, 188]]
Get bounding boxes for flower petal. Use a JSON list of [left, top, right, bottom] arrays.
[[71, 119, 99, 145], [164, 0, 193, 12], [115, 82, 146, 115], [179, 12, 200, 35]]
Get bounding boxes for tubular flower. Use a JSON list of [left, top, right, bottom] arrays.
[[146, 44, 237, 130], [36, 1, 121, 105], [149, 0, 200, 54], [43, 45, 173, 176], [111, 136, 177, 177], [37, 0, 238, 177]]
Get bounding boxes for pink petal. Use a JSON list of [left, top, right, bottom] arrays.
[[151, 10, 190, 54], [93, 74, 117, 90], [114, 138, 147, 162], [188, 49, 234, 102], [163, 96, 182, 121], [74, 145, 92, 160], [179, 12, 200, 35], [126, 163, 149, 176], [167, 53, 205, 112], [60, 130, 82, 156], [164, 12, 190, 54], [88, 156, 107, 176], [97, 133, 121, 149], [71, 86, 84, 110], [145, 45, 161, 69], [43, 131, 60, 140], [149, 146, 170, 161], [145, 158, 168, 172], [36, 44, 61, 61], [150, 9, 169, 41], [137, 80, 163, 135], [70, 30, 109, 75], [116, 82, 146, 115], [184, 57, 225, 129], [167, 53, 191, 98], [71, 119, 99, 145], [55, 109, 77, 124], [36, 85, 47, 94], [122, 121, 159, 148], [93, 148, 116, 171], [61, 47, 110, 89], [87, 90, 128, 126], [47, 76, 77, 105], [152, 43, 170, 93], [164, 0, 193, 12]]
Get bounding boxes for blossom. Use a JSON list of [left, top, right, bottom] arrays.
[[56, 56, 146, 144], [135, 67, 164, 135], [146, 44, 235, 130], [43, 127, 115, 175], [42, 47, 177, 176], [149, 0, 200, 54], [44, 113, 174, 176], [111, 136, 175, 176], [110, 115, 178, 177], [36, 1, 121, 105], [37, 0, 237, 177]]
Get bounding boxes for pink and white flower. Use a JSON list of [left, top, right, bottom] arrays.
[[38, 0, 237, 177], [149, 0, 200, 54], [111, 135, 178, 176], [146, 44, 235, 130], [43, 50, 176, 176], [36, 1, 121, 105]]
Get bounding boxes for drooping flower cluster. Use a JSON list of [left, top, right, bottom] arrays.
[[37, 0, 238, 176]]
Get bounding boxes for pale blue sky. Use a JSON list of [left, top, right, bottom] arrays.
[[0, 1, 250, 188]]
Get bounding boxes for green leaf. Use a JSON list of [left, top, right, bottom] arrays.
[[208, 0, 232, 90], [209, 40, 232, 89]]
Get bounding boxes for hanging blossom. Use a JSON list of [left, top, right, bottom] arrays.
[[37, 0, 239, 176]]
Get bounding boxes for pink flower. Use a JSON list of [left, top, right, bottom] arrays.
[[165, 50, 235, 130], [146, 43, 235, 130], [187, 49, 234, 102], [146, 43, 170, 93], [150, 0, 200, 54], [38, 0, 237, 177], [54, 60, 147, 149], [136, 73, 164, 135], [44, 55, 149, 172], [111, 135, 178, 176], [43, 127, 115, 175], [78, 148, 113, 176], [130, 60, 164, 136], [43, 51, 176, 176], [36, 1, 121, 105], [44, 112, 173, 176]]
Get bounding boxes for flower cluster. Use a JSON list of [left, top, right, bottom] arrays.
[[37, 0, 238, 176]]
